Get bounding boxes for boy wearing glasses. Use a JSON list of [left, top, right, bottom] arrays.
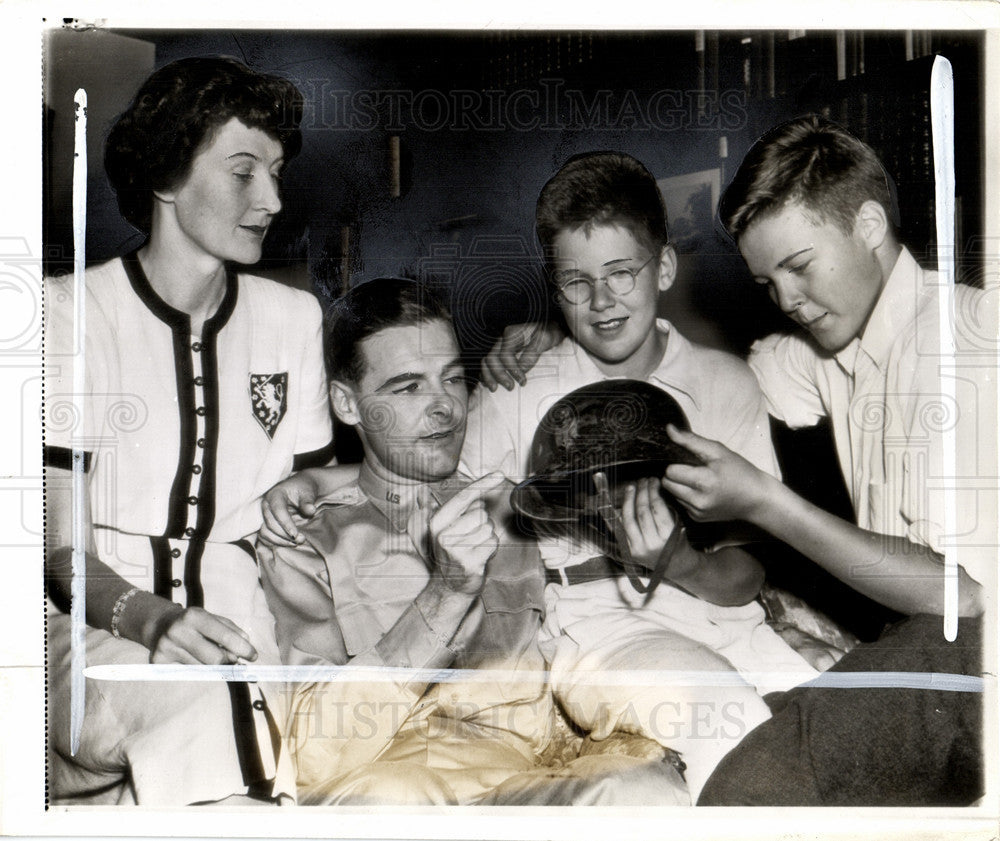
[[263, 152, 819, 802], [479, 123, 989, 806], [258, 278, 687, 805], [459, 151, 819, 802]]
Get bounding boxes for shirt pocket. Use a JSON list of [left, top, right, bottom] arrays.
[[336, 600, 387, 657], [468, 575, 546, 701]]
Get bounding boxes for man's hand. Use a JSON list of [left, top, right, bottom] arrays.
[[140, 601, 258, 665], [480, 321, 563, 391], [619, 478, 678, 570], [425, 472, 506, 594], [661, 426, 777, 523]]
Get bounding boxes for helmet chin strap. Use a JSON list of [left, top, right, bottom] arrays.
[[591, 471, 686, 598]]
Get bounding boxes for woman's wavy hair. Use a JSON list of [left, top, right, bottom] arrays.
[[104, 56, 303, 234]]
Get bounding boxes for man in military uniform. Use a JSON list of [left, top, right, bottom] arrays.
[[258, 277, 687, 805]]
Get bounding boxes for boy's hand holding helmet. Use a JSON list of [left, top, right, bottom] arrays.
[[510, 380, 703, 595]]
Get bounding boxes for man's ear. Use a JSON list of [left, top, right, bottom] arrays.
[[656, 242, 678, 293], [152, 187, 177, 205], [855, 200, 889, 251], [329, 380, 360, 426]]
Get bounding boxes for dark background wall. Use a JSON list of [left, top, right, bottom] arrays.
[[45, 28, 985, 360], [43, 28, 986, 639]]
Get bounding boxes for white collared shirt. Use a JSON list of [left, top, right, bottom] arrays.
[[749, 247, 997, 586], [463, 319, 779, 569]]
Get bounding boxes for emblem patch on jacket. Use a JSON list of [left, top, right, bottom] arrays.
[[250, 372, 288, 439]]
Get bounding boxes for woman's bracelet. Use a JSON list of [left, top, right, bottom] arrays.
[[110, 586, 141, 639]]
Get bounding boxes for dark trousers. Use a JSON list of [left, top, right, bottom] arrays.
[[697, 614, 983, 806]]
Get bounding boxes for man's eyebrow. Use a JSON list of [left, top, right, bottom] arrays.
[[375, 372, 425, 390], [776, 247, 813, 269], [374, 357, 464, 390]]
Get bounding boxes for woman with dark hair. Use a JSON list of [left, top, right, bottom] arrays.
[[44, 56, 333, 806]]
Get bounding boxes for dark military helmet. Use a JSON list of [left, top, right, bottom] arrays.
[[510, 379, 701, 524]]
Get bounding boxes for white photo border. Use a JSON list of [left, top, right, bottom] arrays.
[[2, 3, 998, 839]]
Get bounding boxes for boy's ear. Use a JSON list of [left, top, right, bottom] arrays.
[[656, 242, 678, 293], [329, 380, 361, 426], [855, 200, 889, 250]]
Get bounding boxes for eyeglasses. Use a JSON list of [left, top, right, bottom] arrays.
[[553, 253, 658, 305]]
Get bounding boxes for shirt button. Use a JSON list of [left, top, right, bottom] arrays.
[[171, 578, 182, 588], [252, 700, 266, 711], [184, 527, 195, 537], [170, 548, 181, 558], [192, 342, 203, 352], [197, 438, 206, 448], [193, 376, 204, 386], [191, 464, 202, 474], [187, 495, 199, 505], [195, 406, 207, 416]]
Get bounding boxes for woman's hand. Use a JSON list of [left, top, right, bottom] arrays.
[[480, 321, 563, 391], [140, 599, 258, 665], [661, 426, 777, 523]]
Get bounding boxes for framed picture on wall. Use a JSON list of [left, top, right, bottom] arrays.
[[656, 167, 722, 252]]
